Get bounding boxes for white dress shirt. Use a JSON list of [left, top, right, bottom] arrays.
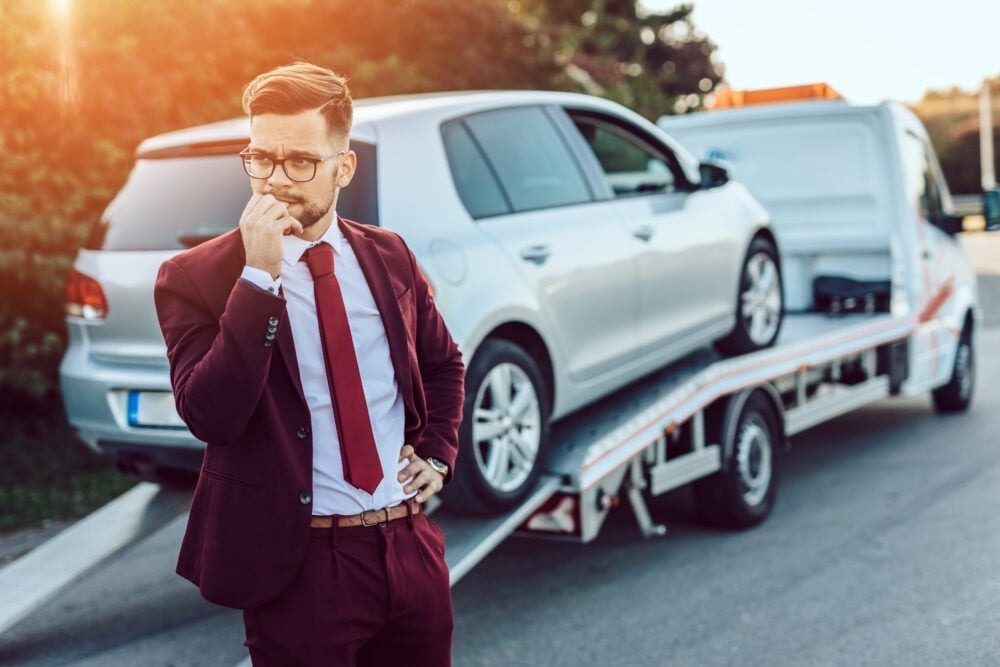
[[241, 221, 411, 515]]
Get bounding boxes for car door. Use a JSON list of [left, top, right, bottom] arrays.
[[565, 111, 735, 359], [443, 106, 640, 382]]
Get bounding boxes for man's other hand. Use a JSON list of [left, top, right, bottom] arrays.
[[397, 444, 444, 503]]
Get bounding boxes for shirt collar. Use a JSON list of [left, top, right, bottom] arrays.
[[281, 215, 344, 268]]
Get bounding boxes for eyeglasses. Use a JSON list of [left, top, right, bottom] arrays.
[[239, 149, 346, 182]]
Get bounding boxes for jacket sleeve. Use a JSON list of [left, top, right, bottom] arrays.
[[405, 245, 465, 484], [154, 258, 286, 446]]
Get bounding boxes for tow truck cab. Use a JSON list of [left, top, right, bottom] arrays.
[[658, 83, 999, 398]]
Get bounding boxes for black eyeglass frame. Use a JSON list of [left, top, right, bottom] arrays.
[[239, 148, 347, 182]]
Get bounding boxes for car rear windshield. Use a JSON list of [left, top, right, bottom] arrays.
[[88, 141, 378, 251]]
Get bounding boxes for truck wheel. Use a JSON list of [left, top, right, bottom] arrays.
[[716, 236, 783, 355], [441, 339, 550, 514], [693, 391, 780, 529], [932, 326, 974, 413]]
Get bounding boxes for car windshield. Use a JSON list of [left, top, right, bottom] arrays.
[[89, 142, 378, 251]]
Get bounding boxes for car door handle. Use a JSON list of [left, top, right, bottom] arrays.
[[633, 225, 654, 242], [519, 245, 551, 265]]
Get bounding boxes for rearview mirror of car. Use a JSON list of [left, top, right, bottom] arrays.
[[699, 161, 730, 189]]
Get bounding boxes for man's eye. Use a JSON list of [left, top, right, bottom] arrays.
[[289, 158, 312, 168]]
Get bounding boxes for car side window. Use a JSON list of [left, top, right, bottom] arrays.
[[461, 106, 592, 213], [572, 115, 678, 197], [441, 121, 511, 218]]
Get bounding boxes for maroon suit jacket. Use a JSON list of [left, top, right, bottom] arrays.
[[153, 217, 465, 609]]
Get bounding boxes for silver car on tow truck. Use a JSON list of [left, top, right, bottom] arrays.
[[60, 90, 782, 513]]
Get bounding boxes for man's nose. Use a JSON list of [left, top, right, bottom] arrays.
[[267, 163, 294, 187]]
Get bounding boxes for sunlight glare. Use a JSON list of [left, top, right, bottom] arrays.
[[51, 0, 70, 19]]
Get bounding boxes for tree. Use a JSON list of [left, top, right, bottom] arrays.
[[0, 0, 722, 401]]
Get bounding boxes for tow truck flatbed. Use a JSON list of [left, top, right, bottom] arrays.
[[434, 311, 921, 581]]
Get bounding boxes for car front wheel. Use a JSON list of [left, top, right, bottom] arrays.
[[440, 339, 550, 515], [716, 236, 783, 355]]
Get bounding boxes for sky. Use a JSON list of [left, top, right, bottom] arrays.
[[641, 0, 1000, 104]]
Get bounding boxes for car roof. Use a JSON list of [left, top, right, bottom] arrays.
[[135, 90, 624, 158]]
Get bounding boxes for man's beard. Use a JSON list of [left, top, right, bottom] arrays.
[[273, 167, 338, 229], [295, 194, 334, 228]]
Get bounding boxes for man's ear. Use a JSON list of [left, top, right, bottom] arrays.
[[336, 150, 357, 188]]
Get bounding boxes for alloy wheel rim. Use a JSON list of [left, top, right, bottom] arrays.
[[956, 341, 973, 399], [741, 253, 782, 345], [472, 363, 541, 492], [736, 416, 772, 507]]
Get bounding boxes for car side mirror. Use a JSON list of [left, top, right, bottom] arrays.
[[984, 188, 1000, 232], [699, 161, 729, 189]]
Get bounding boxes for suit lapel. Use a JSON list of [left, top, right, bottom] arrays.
[[276, 310, 308, 410], [338, 218, 416, 418]]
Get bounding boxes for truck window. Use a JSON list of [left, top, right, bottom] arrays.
[[901, 132, 942, 222]]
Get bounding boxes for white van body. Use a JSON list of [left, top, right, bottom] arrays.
[[659, 100, 980, 396]]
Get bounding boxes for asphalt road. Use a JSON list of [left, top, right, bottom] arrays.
[[0, 244, 997, 666]]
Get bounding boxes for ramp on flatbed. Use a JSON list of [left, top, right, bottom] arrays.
[[435, 475, 562, 585]]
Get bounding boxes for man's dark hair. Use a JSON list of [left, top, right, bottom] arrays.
[[242, 61, 353, 138]]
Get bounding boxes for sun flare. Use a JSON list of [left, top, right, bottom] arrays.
[[51, 0, 70, 19]]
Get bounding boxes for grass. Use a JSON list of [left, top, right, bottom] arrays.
[[0, 395, 137, 534]]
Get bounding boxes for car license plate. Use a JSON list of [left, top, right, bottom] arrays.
[[127, 391, 186, 428]]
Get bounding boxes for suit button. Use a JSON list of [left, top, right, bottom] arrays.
[[296, 426, 309, 439], [299, 492, 311, 505], [269, 316, 279, 326]]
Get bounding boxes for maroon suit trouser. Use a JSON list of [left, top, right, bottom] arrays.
[[242, 511, 453, 666]]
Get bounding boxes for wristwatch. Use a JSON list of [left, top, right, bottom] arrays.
[[426, 456, 449, 477]]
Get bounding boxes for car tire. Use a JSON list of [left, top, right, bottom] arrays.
[[440, 339, 550, 515], [932, 324, 974, 413], [716, 236, 783, 355], [693, 391, 780, 529]]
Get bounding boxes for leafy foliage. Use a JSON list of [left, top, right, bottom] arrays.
[[0, 0, 722, 404], [910, 75, 1000, 195]]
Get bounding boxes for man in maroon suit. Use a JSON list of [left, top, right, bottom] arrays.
[[154, 61, 465, 666]]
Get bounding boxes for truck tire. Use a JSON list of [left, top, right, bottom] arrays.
[[440, 339, 550, 514], [693, 391, 780, 529], [716, 236, 784, 355], [932, 326, 974, 414]]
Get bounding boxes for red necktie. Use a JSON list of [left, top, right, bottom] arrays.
[[303, 243, 383, 494]]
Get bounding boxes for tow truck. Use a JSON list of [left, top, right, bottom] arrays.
[[435, 83, 1000, 585]]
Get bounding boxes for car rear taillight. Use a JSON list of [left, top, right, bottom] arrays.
[[65, 268, 109, 320]]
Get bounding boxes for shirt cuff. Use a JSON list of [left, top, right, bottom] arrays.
[[241, 266, 281, 295]]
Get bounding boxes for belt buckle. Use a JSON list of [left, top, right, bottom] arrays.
[[361, 508, 389, 527]]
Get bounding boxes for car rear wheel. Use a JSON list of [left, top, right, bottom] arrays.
[[441, 339, 550, 514], [716, 236, 783, 355]]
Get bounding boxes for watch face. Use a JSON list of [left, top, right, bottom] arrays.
[[427, 457, 448, 474]]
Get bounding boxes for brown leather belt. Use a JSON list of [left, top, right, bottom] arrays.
[[310, 502, 420, 528]]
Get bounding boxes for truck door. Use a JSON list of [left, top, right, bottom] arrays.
[[899, 130, 962, 387]]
